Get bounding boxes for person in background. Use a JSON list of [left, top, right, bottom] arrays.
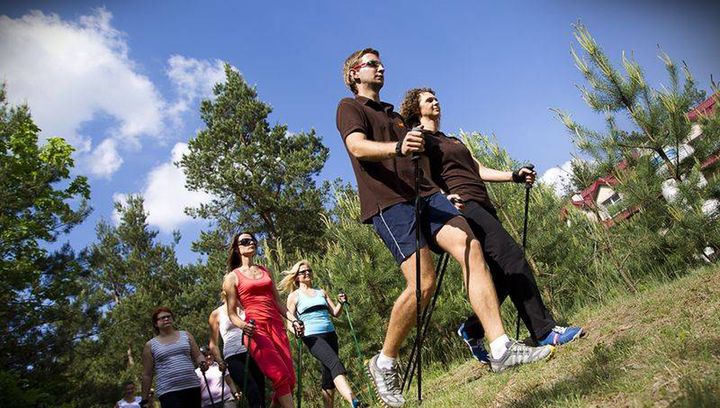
[[208, 290, 266, 407], [141, 306, 208, 408], [115, 381, 142, 408], [196, 346, 241, 408], [280, 260, 364, 408]]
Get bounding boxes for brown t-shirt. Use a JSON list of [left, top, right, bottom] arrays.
[[426, 131, 496, 212], [336, 96, 439, 223]]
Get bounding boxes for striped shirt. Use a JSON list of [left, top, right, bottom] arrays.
[[150, 331, 200, 396]]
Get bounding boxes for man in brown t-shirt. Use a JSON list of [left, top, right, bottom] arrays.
[[335, 48, 554, 406]]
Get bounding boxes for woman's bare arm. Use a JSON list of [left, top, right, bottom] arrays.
[[323, 289, 343, 317], [208, 308, 223, 362], [141, 341, 154, 400]]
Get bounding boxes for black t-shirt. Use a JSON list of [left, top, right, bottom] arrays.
[[336, 96, 439, 223], [425, 131, 496, 212]]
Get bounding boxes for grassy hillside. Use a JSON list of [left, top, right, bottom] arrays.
[[403, 265, 720, 407]]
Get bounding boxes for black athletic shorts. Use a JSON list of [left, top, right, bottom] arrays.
[[301, 331, 346, 390]]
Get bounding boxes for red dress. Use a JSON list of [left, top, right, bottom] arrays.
[[235, 266, 295, 401]]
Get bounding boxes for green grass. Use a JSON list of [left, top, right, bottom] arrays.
[[401, 265, 720, 408]]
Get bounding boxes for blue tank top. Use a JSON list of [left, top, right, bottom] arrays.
[[296, 289, 335, 336]]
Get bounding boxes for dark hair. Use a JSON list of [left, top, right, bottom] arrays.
[[151, 306, 173, 334], [122, 381, 135, 390], [400, 87, 436, 128], [342, 47, 380, 94], [227, 231, 257, 271]]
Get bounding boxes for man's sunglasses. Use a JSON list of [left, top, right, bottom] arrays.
[[156, 315, 173, 322], [238, 238, 256, 246], [352, 60, 384, 70], [298, 269, 313, 276]]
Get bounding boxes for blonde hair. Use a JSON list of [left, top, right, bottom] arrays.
[[342, 48, 380, 94], [278, 259, 311, 294]]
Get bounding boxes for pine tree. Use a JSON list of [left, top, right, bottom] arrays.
[[69, 196, 215, 407], [553, 24, 719, 283], [180, 64, 330, 257]]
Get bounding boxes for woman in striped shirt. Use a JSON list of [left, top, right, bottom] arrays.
[[141, 306, 208, 408]]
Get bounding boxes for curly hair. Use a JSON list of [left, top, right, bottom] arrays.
[[400, 87, 436, 128], [342, 48, 380, 94]]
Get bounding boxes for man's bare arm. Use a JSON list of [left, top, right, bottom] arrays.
[[345, 130, 424, 161]]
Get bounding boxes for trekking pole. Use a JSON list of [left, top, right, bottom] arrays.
[[339, 290, 363, 360], [220, 362, 226, 406], [516, 164, 535, 340], [200, 362, 216, 407], [243, 319, 255, 408], [339, 289, 373, 400], [295, 320, 305, 408], [402, 252, 449, 392], [412, 139, 424, 404]]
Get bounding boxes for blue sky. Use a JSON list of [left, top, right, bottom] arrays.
[[1, 1, 717, 264]]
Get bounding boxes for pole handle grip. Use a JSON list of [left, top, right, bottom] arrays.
[[523, 164, 535, 189], [339, 288, 350, 305]]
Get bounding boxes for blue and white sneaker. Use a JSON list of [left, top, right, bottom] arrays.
[[457, 322, 490, 364], [537, 326, 584, 346]]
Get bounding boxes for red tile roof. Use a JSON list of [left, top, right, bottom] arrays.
[[688, 92, 718, 121]]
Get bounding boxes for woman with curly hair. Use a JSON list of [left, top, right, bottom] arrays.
[[399, 88, 584, 363], [222, 232, 303, 408], [279, 260, 363, 408]]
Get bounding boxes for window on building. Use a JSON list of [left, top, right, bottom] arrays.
[[602, 192, 624, 216]]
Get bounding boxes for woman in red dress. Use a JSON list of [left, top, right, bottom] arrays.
[[222, 232, 303, 408]]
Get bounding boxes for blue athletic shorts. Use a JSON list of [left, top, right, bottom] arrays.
[[371, 192, 460, 265]]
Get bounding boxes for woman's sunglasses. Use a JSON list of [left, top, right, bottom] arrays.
[[238, 238, 256, 246]]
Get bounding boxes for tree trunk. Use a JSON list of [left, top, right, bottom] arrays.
[[112, 287, 135, 367]]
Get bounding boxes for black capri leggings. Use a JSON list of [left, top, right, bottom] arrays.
[[225, 352, 266, 408], [158, 386, 201, 408], [301, 331, 346, 390]]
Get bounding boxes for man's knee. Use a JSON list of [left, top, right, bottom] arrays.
[[403, 277, 436, 303], [436, 217, 481, 252]]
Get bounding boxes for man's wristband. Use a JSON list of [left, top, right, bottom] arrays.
[[512, 168, 524, 183], [395, 140, 405, 157]]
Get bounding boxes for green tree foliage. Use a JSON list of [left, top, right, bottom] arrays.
[[180, 64, 330, 257], [556, 24, 709, 181], [0, 85, 91, 407], [553, 24, 719, 281], [67, 196, 217, 407]]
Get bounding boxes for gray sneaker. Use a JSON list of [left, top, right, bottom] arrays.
[[489, 341, 555, 372], [366, 354, 406, 407]]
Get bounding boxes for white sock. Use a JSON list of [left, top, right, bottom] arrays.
[[489, 334, 510, 359], [376, 352, 396, 370]]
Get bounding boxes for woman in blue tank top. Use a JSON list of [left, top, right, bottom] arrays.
[[280, 260, 364, 408]]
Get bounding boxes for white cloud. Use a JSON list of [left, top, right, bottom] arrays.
[[0, 9, 165, 178], [85, 138, 123, 179], [130, 142, 213, 233], [0, 10, 228, 179], [540, 160, 574, 196], [166, 55, 225, 123]]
